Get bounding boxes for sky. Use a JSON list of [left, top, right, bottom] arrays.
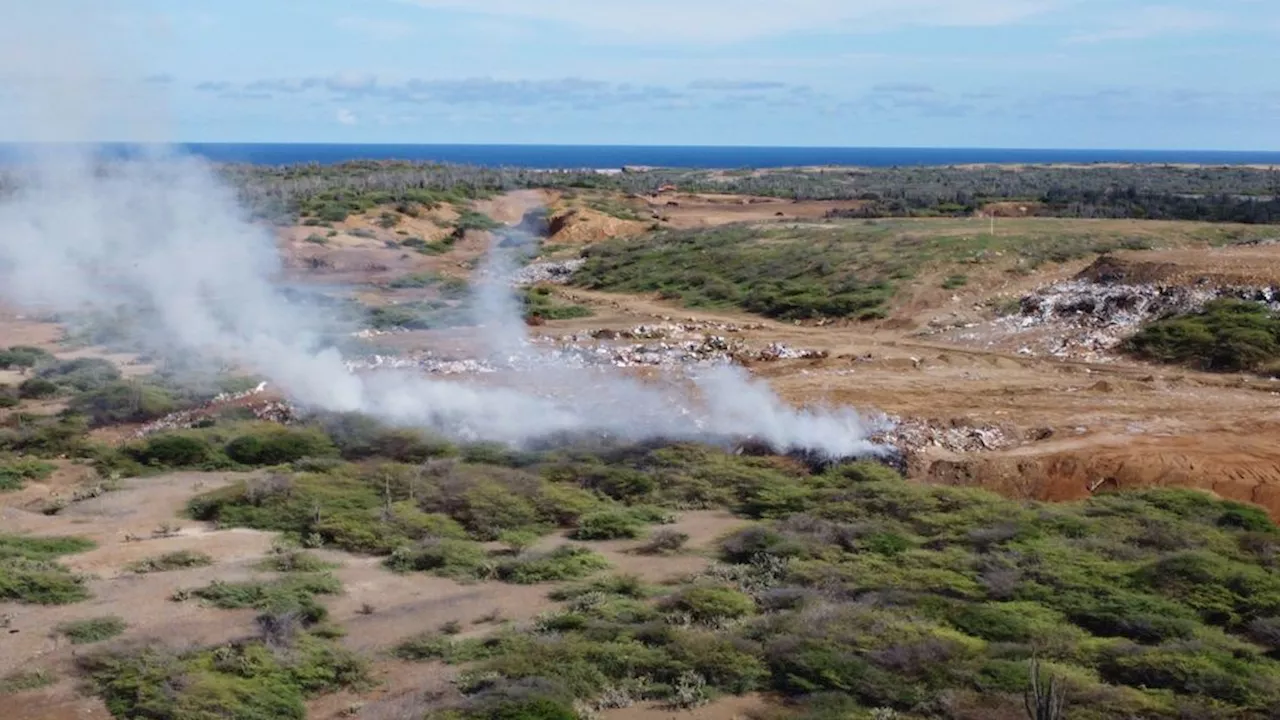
[[0, 0, 1277, 149]]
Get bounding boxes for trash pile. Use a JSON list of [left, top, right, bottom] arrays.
[[511, 259, 586, 286], [947, 279, 1280, 362], [133, 383, 299, 437], [873, 417, 1016, 455]]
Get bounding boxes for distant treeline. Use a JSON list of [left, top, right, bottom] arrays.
[[8, 157, 1279, 224], [215, 160, 1280, 225]]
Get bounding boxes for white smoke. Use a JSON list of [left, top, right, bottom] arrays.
[[0, 5, 888, 460]]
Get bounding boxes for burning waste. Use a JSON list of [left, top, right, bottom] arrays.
[[0, 145, 888, 461]]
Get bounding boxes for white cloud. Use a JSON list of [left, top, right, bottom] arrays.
[[394, 0, 1066, 43], [1066, 6, 1225, 43], [335, 108, 358, 125]]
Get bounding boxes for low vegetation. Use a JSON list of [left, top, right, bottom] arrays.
[[0, 456, 56, 492], [0, 668, 56, 694], [524, 286, 594, 322], [221, 160, 1280, 225], [0, 534, 95, 604], [1127, 299, 1280, 376], [0, 345, 54, 371], [574, 221, 1183, 321], [56, 616, 127, 645], [126, 550, 214, 574], [78, 630, 369, 720], [401, 482, 1280, 719], [179, 573, 343, 625]]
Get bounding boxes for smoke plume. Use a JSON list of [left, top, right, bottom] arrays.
[[0, 7, 886, 459]]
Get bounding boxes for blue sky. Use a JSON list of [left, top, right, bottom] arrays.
[[1, 0, 1277, 148]]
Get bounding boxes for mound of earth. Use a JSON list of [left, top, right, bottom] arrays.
[[546, 208, 649, 244]]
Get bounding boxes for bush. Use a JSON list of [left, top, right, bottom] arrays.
[[0, 345, 53, 370], [0, 534, 95, 604], [496, 546, 610, 584], [127, 550, 214, 574], [79, 633, 368, 720], [570, 511, 643, 541], [56, 616, 127, 644], [1126, 299, 1280, 374], [225, 427, 338, 466], [0, 384, 17, 408], [36, 357, 122, 393], [0, 668, 56, 694], [0, 457, 56, 492], [637, 529, 690, 555], [18, 377, 58, 399], [662, 585, 756, 625], [127, 433, 217, 468], [67, 381, 178, 426], [386, 539, 493, 581], [185, 574, 341, 625]]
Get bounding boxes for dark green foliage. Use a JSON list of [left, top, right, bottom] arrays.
[[0, 345, 53, 370], [570, 510, 644, 540], [78, 632, 369, 720], [67, 381, 179, 426], [0, 456, 56, 491], [1126, 299, 1280, 374], [56, 616, 127, 644], [36, 357, 122, 393], [576, 226, 897, 321], [127, 433, 217, 468], [256, 551, 337, 574], [0, 384, 18, 408], [523, 286, 593, 321], [224, 427, 337, 466], [319, 412, 457, 463], [661, 585, 756, 624], [0, 534, 95, 604], [18, 377, 58, 399], [496, 546, 610, 584], [185, 574, 342, 625], [386, 538, 493, 581], [455, 209, 501, 232]]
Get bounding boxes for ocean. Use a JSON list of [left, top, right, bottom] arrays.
[[5, 143, 1280, 169]]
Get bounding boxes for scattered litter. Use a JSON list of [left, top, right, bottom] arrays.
[[873, 418, 1016, 455], [511, 259, 586, 286]]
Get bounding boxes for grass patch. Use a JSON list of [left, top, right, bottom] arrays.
[[127, 550, 214, 574], [181, 574, 342, 625], [256, 550, 338, 574], [574, 220, 1204, 321], [78, 632, 369, 720], [0, 457, 56, 492], [0, 534, 95, 604], [1126, 299, 1280, 375], [56, 616, 127, 645], [496, 546, 611, 584], [524, 286, 594, 321], [455, 209, 501, 232], [0, 668, 56, 694]]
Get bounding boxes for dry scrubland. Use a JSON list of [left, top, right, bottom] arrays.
[[5, 162, 1280, 720]]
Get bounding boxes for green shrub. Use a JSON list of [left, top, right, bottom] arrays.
[[78, 633, 368, 720], [36, 357, 122, 393], [386, 539, 494, 581], [1126, 299, 1280, 374], [257, 551, 337, 574], [56, 616, 127, 644], [18, 377, 59, 399], [0, 345, 53, 370], [127, 433, 217, 468], [0, 384, 18, 408], [496, 546, 610, 584], [127, 550, 214, 574], [185, 574, 341, 624], [570, 510, 643, 540], [0, 457, 56, 492], [67, 381, 179, 426], [0, 534, 95, 604], [662, 585, 756, 625], [225, 427, 337, 466]]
